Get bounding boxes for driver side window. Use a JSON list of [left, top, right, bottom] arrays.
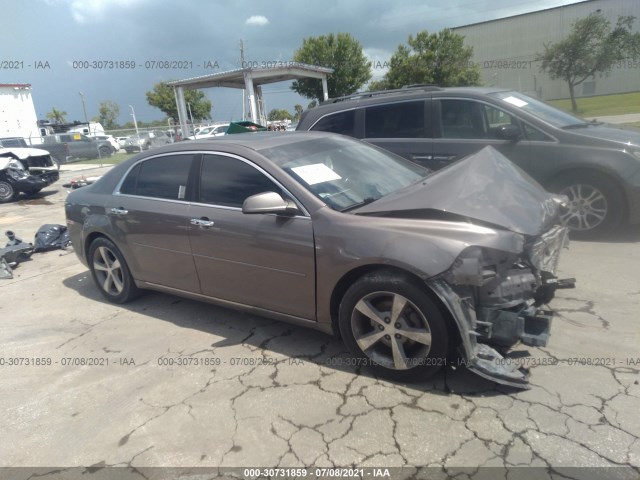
[[440, 100, 520, 139]]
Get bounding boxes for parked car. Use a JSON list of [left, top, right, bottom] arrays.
[[0, 137, 60, 203], [39, 132, 114, 162], [89, 134, 120, 152], [297, 86, 640, 236], [186, 123, 229, 140], [124, 130, 172, 153], [116, 137, 129, 149], [65, 132, 573, 388]]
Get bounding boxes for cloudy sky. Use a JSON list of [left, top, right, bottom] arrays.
[[4, 0, 584, 127]]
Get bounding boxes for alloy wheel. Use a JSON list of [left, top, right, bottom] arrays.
[[559, 183, 608, 231], [92, 246, 124, 295], [351, 291, 432, 370]]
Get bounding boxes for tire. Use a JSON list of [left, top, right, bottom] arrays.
[[0, 180, 18, 203], [548, 172, 624, 237], [88, 237, 141, 303], [98, 146, 111, 157], [338, 270, 449, 382]]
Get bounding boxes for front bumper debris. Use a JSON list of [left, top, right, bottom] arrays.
[[429, 225, 575, 389]]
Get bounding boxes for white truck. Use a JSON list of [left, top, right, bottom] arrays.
[[0, 83, 42, 144]]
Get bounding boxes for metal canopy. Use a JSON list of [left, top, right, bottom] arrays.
[[167, 63, 333, 136]]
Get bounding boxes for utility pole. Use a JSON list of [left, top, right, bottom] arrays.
[[240, 39, 246, 120], [129, 105, 139, 138], [79, 91, 88, 125]]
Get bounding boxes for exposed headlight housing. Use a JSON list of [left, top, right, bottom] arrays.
[[6, 160, 28, 180]]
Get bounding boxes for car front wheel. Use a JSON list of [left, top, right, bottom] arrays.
[[338, 271, 448, 382], [88, 237, 141, 303], [549, 173, 624, 236], [0, 180, 18, 203]]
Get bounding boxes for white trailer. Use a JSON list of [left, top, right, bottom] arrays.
[[0, 84, 41, 144]]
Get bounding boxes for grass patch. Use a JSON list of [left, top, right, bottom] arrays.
[[71, 151, 135, 165], [623, 121, 640, 129], [548, 92, 640, 117]]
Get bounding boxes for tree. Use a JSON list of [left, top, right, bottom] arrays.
[[307, 100, 317, 110], [372, 29, 481, 90], [291, 32, 371, 101], [268, 109, 292, 121], [46, 107, 67, 123], [537, 13, 640, 112], [293, 104, 303, 122], [146, 81, 212, 121], [98, 100, 120, 129]]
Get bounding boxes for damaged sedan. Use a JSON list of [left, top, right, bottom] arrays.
[[0, 143, 60, 203], [65, 132, 573, 388]]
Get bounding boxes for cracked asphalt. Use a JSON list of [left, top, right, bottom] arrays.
[[1, 165, 639, 478]]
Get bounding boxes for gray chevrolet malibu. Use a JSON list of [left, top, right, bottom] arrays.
[[65, 132, 574, 388]]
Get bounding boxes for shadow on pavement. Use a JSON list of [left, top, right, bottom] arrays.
[[62, 270, 518, 398]]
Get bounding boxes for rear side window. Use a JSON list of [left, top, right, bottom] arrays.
[[310, 110, 355, 137], [365, 101, 425, 138], [121, 154, 194, 200], [199, 154, 281, 207]]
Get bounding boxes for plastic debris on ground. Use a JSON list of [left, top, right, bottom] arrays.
[[0, 231, 34, 279], [34, 224, 71, 252], [62, 176, 102, 190]]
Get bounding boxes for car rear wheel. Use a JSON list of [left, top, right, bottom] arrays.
[[0, 180, 18, 203], [98, 146, 111, 157], [89, 237, 141, 303], [548, 173, 624, 236], [338, 271, 448, 382]]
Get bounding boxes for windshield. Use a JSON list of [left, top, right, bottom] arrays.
[[260, 136, 428, 211], [489, 91, 589, 128]]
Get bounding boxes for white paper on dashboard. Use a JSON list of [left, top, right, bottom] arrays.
[[291, 163, 342, 185], [502, 96, 528, 108]]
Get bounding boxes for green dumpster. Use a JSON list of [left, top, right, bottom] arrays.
[[225, 121, 267, 134]]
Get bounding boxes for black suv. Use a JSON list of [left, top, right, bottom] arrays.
[[297, 86, 640, 236]]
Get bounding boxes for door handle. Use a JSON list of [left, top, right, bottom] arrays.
[[109, 207, 128, 215], [190, 218, 215, 228]]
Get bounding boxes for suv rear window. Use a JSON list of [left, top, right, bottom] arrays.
[[365, 101, 425, 138], [310, 110, 355, 137]]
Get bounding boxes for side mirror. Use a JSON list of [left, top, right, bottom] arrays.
[[495, 124, 521, 142], [242, 191, 299, 216]]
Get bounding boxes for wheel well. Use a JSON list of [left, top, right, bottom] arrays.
[[84, 232, 109, 263], [329, 265, 461, 348]]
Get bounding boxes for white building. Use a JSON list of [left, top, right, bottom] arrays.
[[453, 0, 640, 100], [0, 83, 40, 141]]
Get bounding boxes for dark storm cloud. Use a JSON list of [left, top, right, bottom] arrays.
[[3, 0, 581, 124]]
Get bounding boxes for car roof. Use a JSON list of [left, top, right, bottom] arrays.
[[178, 131, 338, 151]]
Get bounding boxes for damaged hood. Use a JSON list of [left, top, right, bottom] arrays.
[[354, 146, 561, 236], [0, 147, 51, 159]]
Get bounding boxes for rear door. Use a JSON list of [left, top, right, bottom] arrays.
[[188, 153, 316, 320], [362, 99, 434, 169], [110, 153, 200, 292]]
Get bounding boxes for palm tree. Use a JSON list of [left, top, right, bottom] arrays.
[[46, 107, 67, 123]]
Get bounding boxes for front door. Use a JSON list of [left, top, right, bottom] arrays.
[[188, 153, 316, 320], [429, 98, 529, 170]]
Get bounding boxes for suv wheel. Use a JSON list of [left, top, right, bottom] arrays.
[[549, 173, 623, 236]]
